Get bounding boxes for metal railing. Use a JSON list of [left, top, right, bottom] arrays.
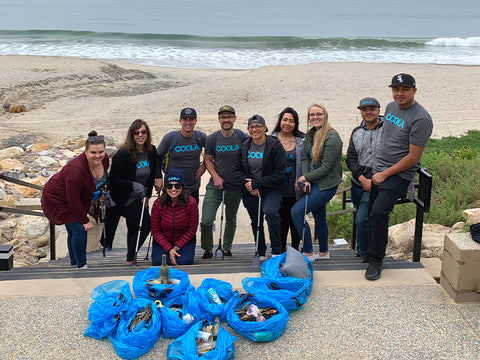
[[334, 168, 432, 262], [0, 174, 56, 260]]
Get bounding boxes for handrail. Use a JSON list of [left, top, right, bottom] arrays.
[[0, 173, 56, 260]]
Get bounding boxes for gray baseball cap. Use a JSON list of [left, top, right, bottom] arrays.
[[357, 97, 381, 109]]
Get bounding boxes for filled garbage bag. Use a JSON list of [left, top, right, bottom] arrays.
[[261, 247, 314, 295], [227, 293, 289, 342], [108, 297, 162, 360], [84, 280, 133, 339], [160, 289, 203, 338], [241, 276, 311, 311], [166, 320, 237, 360], [196, 278, 239, 322], [133, 267, 193, 303]]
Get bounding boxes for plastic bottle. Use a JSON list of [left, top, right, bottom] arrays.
[[207, 288, 222, 305], [160, 254, 169, 284]]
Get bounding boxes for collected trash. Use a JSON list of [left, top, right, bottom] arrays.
[[227, 293, 289, 342], [167, 320, 237, 360], [196, 278, 238, 322], [133, 267, 193, 304], [160, 289, 202, 338], [84, 280, 133, 340], [109, 297, 162, 360]]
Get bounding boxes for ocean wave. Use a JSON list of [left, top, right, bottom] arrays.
[[426, 37, 480, 47]]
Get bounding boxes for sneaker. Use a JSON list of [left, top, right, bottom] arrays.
[[77, 264, 88, 270], [271, 254, 281, 257], [202, 251, 213, 259], [123, 260, 133, 265], [259, 256, 266, 261], [222, 250, 232, 256], [306, 252, 330, 261], [365, 260, 384, 280]]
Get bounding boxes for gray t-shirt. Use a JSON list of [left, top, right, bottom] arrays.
[[247, 141, 266, 179], [157, 130, 206, 193], [374, 101, 433, 181], [205, 130, 246, 191]]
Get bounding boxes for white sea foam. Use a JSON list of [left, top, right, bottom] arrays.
[[426, 37, 480, 47]]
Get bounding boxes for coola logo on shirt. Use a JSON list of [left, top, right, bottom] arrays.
[[216, 144, 239, 152], [175, 144, 200, 152], [286, 153, 294, 160], [247, 151, 264, 159], [137, 160, 150, 169], [385, 113, 405, 129]]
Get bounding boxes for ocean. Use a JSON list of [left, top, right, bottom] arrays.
[[0, 0, 479, 69]]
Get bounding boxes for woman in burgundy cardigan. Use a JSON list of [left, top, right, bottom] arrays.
[[151, 167, 199, 265], [41, 131, 109, 269]]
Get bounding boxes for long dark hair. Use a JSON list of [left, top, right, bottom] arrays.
[[85, 130, 105, 150], [121, 119, 153, 163], [159, 186, 190, 207], [271, 107, 305, 137]]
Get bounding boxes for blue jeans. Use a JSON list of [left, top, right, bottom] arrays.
[[350, 183, 370, 257], [367, 175, 409, 262], [242, 189, 283, 256], [151, 238, 196, 265], [291, 184, 337, 253], [65, 221, 87, 268]]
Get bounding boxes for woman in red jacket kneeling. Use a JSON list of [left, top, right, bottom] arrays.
[[151, 167, 199, 265]]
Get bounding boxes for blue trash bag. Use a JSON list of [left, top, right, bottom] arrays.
[[133, 267, 193, 303], [227, 293, 289, 342], [108, 297, 162, 360], [196, 278, 239, 322], [160, 288, 203, 338], [84, 280, 133, 339], [241, 276, 311, 312], [167, 320, 237, 360], [261, 252, 314, 295]]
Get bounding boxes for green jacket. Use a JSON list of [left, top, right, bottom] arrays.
[[302, 127, 343, 190]]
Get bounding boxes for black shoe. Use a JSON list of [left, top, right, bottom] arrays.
[[365, 260, 384, 280], [202, 251, 213, 259], [223, 250, 232, 256]]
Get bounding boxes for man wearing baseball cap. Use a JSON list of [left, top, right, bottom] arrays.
[[155, 107, 207, 205], [365, 73, 433, 280], [346, 97, 384, 261], [200, 105, 248, 258]]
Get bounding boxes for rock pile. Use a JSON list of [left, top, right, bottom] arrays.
[[0, 135, 116, 268]]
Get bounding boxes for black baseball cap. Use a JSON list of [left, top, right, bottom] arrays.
[[389, 73, 416, 88], [218, 105, 235, 115], [357, 97, 381, 109], [180, 107, 197, 119], [247, 114, 266, 127]]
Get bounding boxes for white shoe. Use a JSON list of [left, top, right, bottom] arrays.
[[307, 252, 330, 261], [77, 264, 88, 270], [259, 256, 266, 261], [271, 254, 281, 257]]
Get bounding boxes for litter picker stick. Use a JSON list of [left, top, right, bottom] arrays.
[[132, 197, 147, 266], [252, 195, 262, 266], [215, 190, 226, 260]]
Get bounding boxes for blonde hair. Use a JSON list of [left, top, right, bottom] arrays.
[[307, 104, 331, 163]]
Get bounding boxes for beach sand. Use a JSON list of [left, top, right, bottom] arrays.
[[2, 55, 480, 149]]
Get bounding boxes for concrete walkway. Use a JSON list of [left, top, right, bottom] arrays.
[[1, 266, 479, 360]]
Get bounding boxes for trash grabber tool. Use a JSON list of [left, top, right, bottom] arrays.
[[215, 190, 226, 260], [132, 197, 147, 266], [252, 195, 262, 266], [144, 234, 152, 261], [301, 184, 310, 249]]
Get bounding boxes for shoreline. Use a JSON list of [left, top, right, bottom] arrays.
[[1, 55, 480, 149]]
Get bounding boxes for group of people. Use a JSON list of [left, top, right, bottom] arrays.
[[41, 72, 432, 281]]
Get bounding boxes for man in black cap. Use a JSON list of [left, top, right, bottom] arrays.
[[346, 97, 384, 261], [365, 73, 433, 280], [155, 107, 207, 204], [200, 105, 247, 258]]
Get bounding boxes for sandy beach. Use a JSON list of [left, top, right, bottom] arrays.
[[1, 55, 480, 149]]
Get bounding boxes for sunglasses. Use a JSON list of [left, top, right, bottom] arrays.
[[248, 124, 264, 130], [165, 183, 182, 190], [87, 135, 104, 142], [133, 129, 148, 135]]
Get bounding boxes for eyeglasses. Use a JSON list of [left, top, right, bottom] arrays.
[[165, 183, 182, 190], [87, 135, 104, 142], [248, 124, 265, 130], [309, 113, 323, 118], [219, 115, 235, 120], [133, 129, 148, 135]]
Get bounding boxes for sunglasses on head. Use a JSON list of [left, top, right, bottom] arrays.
[[165, 183, 182, 190], [133, 129, 148, 135]]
